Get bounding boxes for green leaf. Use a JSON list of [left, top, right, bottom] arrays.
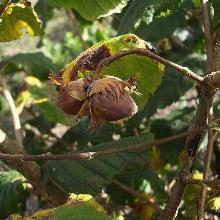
[[54, 203, 112, 220], [10, 194, 113, 220], [207, 196, 220, 212], [0, 94, 9, 114], [101, 55, 164, 108], [48, 0, 129, 21], [16, 76, 69, 124], [183, 171, 202, 219], [34, 0, 54, 28], [135, 0, 195, 42], [213, 0, 220, 26], [0, 170, 28, 218], [118, 0, 182, 34], [0, 1, 43, 42], [42, 135, 153, 195], [61, 34, 155, 83], [6, 52, 55, 80], [136, 8, 185, 42], [61, 34, 164, 108], [56, 118, 121, 147]]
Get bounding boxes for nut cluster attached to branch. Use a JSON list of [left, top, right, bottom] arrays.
[[50, 74, 138, 129]]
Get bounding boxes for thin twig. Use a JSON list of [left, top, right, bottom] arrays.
[[200, 0, 215, 72], [197, 2, 216, 218], [0, 128, 206, 161], [1, 83, 24, 150], [0, 0, 11, 15], [198, 129, 217, 220], [187, 178, 220, 187], [112, 179, 163, 213], [158, 168, 189, 220], [94, 48, 204, 84]]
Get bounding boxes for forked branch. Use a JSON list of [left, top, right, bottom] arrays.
[[95, 48, 204, 84]]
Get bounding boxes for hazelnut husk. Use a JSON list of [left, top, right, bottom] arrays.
[[55, 77, 91, 116], [56, 88, 84, 115], [51, 73, 138, 129], [62, 78, 88, 102], [88, 77, 138, 129]]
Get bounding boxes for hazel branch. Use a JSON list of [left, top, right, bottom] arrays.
[[197, 1, 216, 218], [200, 0, 215, 72], [0, 128, 205, 162], [95, 48, 204, 84], [0, 81, 24, 150], [187, 178, 220, 188], [198, 129, 216, 219], [160, 2, 217, 218]]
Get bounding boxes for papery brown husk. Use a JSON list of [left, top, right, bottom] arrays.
[[56, 88, 84, 115], [89, 92, 138, 129], [62, 78, 88, 102]]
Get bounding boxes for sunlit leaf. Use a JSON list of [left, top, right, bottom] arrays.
[[118, 0, 182, 34], [48, 0, 129, 21], [207, 197, 220, 213], [61, 34, 150, 83], [16, 76, 69, 124], [10, 194, 112, 220], [0, 1, 43, 42], [183, 170, 202, 219], [61, 34, 164, 108]]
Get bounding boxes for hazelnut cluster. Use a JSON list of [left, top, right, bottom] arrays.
[[52, 75, 138, 129]]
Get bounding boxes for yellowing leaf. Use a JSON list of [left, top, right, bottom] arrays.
[[24, 76, 43, 88], [133, 193, 155, 220], [15, 76, 69, 124], [61, 34, 152, 83], [192, 170, 203, 180], [9, 194, 112, 220], [151, 146, 164, 172], [0, 1, 43, 42], [207, 197, 220, 212], [60, 34, 164, 108], [183, 170, 203, 219], [68, 194, 106, 213]]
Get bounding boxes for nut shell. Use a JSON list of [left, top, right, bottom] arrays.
[[56, 88, 83, 115], [62, 78, 88, 101], [89, 92, 138, 129]]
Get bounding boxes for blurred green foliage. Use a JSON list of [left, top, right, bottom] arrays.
[[0, 0, 220, 219]]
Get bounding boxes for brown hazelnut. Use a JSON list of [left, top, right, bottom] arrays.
[[56, 88, 84, 115], [62, 78, 88, 101], [88, 77, 138, 129]]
